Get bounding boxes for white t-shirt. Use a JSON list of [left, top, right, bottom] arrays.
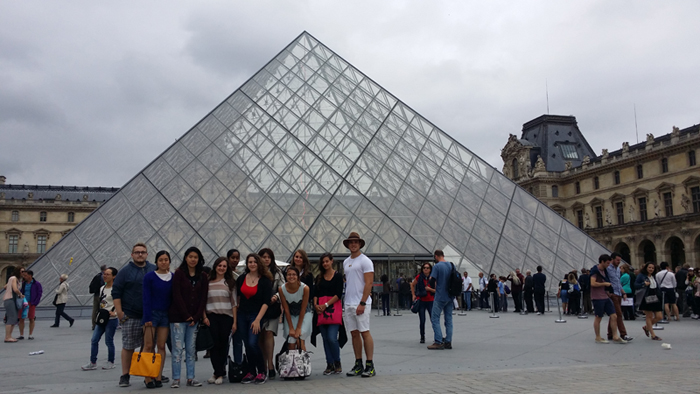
[[343, 253, 374, 306], [462, 276, 472, 292]]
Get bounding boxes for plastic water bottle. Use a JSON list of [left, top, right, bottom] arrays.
[[29, 350, 44, 356]]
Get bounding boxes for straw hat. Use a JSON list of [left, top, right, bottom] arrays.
[[342, 231, 365, 249]]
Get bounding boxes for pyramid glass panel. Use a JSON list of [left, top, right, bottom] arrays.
[[20, 32, 612, 305]]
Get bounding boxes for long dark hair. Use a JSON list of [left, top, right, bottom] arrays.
[[178, 246, 204, 276], [258, 248, 279, 275], [315, 252, 334, 285], [210, 256, 236, 292], [642, 262, 658, 277], [292, 249, 310, 277], [245, 253, 273, 281]]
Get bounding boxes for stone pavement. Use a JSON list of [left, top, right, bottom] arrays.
[[2, 308, 697, 393]]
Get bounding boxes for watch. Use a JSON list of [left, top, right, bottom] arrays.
[[324, 302, 329, 308], [359, 301, 366, 306]]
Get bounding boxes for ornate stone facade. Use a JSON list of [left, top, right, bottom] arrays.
[[0, 177, 117, 285], [502, 119, 700, 269]]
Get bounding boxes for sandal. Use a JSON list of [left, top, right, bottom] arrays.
[[642, 326, 649, 337], [651, 336, 662, 341], [4, 339, 18, 343]]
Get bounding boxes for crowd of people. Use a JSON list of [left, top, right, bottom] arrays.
[[4, 236, 699, 384]]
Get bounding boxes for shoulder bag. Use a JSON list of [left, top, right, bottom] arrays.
[[129, 329, 162, 378], [95, 287, 114, 328], [195, 323, 214, 351], [276, 336, 312, 380], [316, 296, 342, 325]]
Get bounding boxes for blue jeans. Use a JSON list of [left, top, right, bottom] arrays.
[[430, 297, 453, 344], [319, 324, 341, 364], [232, 329, 243, 364], [419, 300, 433, 339], [462, 291, 472, 310], [238, 313, 264, 375], [170, 322, 197, 380], [90, 318, 118, 363]]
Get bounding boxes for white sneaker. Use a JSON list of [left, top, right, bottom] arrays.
[[207, 375, 216, 384], [81, 362, 97, 371], [214, 377, 223, 385], [102, 362, 115, 370]]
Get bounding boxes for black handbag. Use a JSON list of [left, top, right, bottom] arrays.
[[228, 335, 247, 383], [95, 309, 112, 328], [52, 294, 58, 306], [195, 324, 214, 351], [411, 299, 420, 314]]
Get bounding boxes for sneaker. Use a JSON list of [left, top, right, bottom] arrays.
[[420, 337, 425, 344], [102, 362, 115, 370], [17, 336, 24, 340], [161, 376, 170, 383], [170, 379, 180, 388], [346, 361, 363, 376], [268, 368, 276, 380], [444, 342, 452, 350], [28, 336, 34, 340], [186, 379, 202, 387], [612, 338, 628, 344], [207, 375, 216, 384], [691, 314, 699, 319], [81, 362, 97, 371], [361, 363, 375, 378], [536, 312, 542, 315], [214, 377, 223, 385], [427, 342, 445, 350], [155, 380, 163, 388], [254, 373, 267, 384], [241, 373, 255, 384], [595, 338, 609, 344], [333, 361, 342, 374], [323, 363, 334, 375], [119, 374, 131, 387], [70, 320, 75, 327], [622, 336, 634, 341]]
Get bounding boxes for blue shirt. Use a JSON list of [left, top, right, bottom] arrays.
[[430, 260, 453, 302], [24, 282, 32, 298], [606, 264, 622, 296], [498, 281, 504, 294]]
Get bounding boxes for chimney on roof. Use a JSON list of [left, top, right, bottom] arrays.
[[0, 175, 6, 185]]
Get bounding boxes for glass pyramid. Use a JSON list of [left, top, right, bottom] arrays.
[[27, 32, 609, 306]]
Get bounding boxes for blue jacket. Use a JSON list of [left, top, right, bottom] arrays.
[[112, 260, 156, 319]]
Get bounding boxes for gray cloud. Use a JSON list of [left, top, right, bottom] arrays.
[[0, 0, 699, 187]]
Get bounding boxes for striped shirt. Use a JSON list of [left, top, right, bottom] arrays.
[[206, 278, 237, 317]]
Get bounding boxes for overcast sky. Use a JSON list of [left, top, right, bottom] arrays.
[[1, 1, 699, 188]]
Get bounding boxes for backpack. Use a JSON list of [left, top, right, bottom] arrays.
[[448, 263, 463, 298], [89, 273, 103, 295]]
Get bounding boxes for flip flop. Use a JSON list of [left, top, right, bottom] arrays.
[[4, 339, 18, 343], [651, 336, 662, 341], [642, 326, 649, 337]]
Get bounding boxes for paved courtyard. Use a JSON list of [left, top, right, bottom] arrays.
[[2, 308, 697, 393]]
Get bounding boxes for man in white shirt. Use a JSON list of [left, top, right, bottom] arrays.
[[462, 272, 473, 311], [342, 232, 375, 378], [478, 272, 489, 310], [656, 261, 679, 321]]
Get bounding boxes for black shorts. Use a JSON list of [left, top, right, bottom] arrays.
[[660, 288, 676, 304]]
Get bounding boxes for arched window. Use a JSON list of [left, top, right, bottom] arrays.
[[512, 158, 519, 179]]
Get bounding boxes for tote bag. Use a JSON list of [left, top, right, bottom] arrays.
[[129, 329, 162, 378], [316, 296, 342, 325]]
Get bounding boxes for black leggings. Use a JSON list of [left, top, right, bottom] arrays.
[[208, 313, 233, 378]]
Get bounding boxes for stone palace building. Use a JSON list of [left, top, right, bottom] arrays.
[[502, 115, 700, 269]]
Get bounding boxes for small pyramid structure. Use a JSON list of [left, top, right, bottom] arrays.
[[27, 32, 609, 306]]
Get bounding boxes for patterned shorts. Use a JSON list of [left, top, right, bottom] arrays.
[[121, 316, 144, 350]]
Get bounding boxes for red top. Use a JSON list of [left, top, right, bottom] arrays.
[[240, 280, 258, 299], [415, 275, 435, 302]]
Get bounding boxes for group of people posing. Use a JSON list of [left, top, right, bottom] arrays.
[[83, 231, 377, 388]]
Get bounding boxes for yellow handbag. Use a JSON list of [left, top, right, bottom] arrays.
[[129, 328, 162, 378]]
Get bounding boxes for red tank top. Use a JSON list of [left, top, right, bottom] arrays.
[[240, 280, 258, 299]]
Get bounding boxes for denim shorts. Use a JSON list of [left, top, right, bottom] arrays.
[[592, 298, 615, 318], [145, 310, 169, 328]]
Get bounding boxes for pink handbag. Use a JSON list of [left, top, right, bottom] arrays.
[[316, 296, 342, 325]]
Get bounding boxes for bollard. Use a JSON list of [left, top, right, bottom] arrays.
[[555, 292, 566, 323], [376, 291, 381, 317], [545, 291, 552, 313], [489, 292, 499, 318], [393, 291, 402, 317], [520, 292, 527, 315], [458, 293, 467, 316], [659, 290, 669, 324], [578, 295, 588, 318]]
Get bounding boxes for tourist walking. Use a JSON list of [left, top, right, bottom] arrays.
[[3, 267, 23, 342], [140, 251, 173, 387], [89, 265, 107, 330], [81, 267, 119, 371], [487, 274, 499, 311], [258, 248, 284, 380], [498, 276, 508, 312], [567, 273, 581, 316], [636, 262, 663, 341], [607, 253, 632, 341], [656, 261, 679, 321], [280, 266, 312, 350], [18, 269, 42, 340], [342, 232, 376, 378], [428, 250, 455, 350], [590, 254, 626, 344], [314, 252, 345, 375], [620, 264, 635, 320], [533, 266, 546, 315], [236, 253, 273, 384], [112, 243, 157, 387], [169, 247, 209, 388], [202, 257, 237, 385], [507, 270, 523, 312], [478, 272, 489, 310], [523, 270, 534, 313], [462, 271, 473, 311], [380, 274, 391, 316], [411, 262, 435, 344], [579, 268, 592, 315], [51, 274, 74, 328]]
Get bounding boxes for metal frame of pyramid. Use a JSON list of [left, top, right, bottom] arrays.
[[24, 31, 609, 307]]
